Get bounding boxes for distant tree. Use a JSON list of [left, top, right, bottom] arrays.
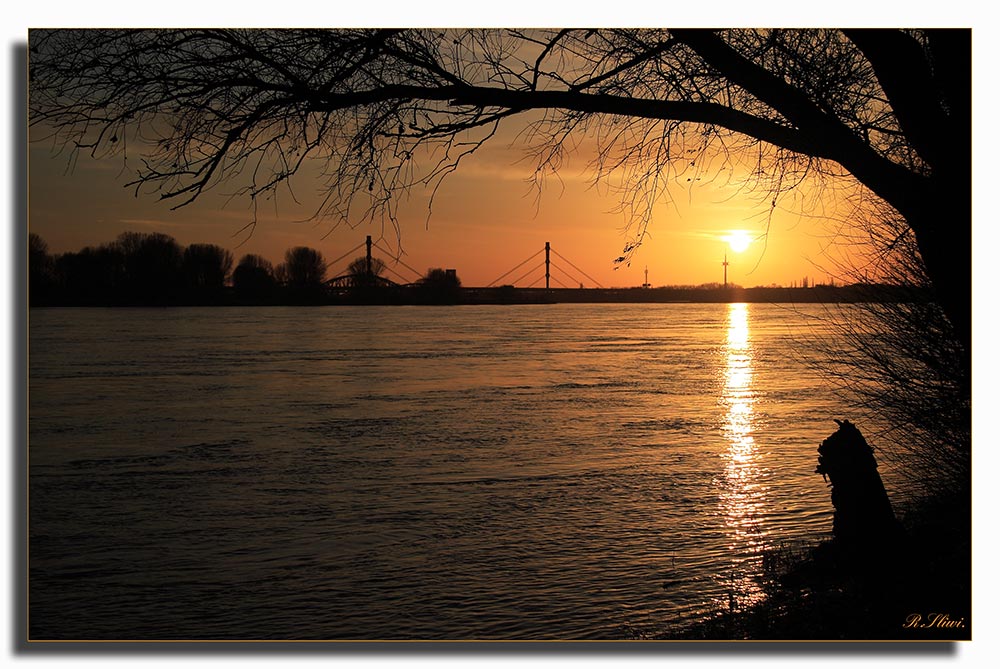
[[418, 268, 461, 304], [29, 233, 56, 306], [182, 243, 234, 292], [280, 246, 326, 288], [273, 262, 289, 286], [232, 253, 277, 297], [114, 231, 184, 303], [345, 255, 387, 288], [54, 243, 126, 304], [29, 232, 51, 265]]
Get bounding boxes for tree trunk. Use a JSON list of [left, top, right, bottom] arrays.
[[907, 177, 971, 378], [815, 420, 902, 550]]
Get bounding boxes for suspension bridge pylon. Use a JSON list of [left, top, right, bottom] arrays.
[[324, 235, 423, 288], [486, 242, 603, 289]]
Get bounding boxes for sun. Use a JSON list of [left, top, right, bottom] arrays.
[[726, 230, 752, 253]]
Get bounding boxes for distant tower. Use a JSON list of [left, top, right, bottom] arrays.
[[723, 254, 730, 289], [642, 266, 651, 289]]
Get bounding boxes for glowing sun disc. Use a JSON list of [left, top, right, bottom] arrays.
[[727, 230, 752, 253]]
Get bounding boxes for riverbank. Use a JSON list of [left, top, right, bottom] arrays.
[[31, 283, 927, 308], [661, 494, 971, 641]]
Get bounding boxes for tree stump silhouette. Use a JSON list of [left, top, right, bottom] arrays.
[[815, 420, 901, 550]]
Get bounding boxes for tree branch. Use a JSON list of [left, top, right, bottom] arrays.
[[843, 29, 950, 172], [305, 82, 822, 157], [670, 29, 930, 221]]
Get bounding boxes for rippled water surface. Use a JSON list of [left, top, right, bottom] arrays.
[[30, 303, 854, 639]]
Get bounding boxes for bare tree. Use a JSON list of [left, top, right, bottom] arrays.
[[182, 243, 234, 290], [53, 243, 126, 304], [345, 255, 387, 287], [232, 253, 277, 295], [113, 231, 184, 302], [279, 246, 326, 287], [815, 201, 969, 503], [27, 29, 969, 356], [29, 233, 56, 306]]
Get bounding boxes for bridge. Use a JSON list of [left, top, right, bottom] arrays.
[[324, 237, 602, 290], [324, 236, 423, 289], [486, 242, 604, 289]]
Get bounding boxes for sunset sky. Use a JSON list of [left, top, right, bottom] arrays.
[[29, 116, 863, 289]]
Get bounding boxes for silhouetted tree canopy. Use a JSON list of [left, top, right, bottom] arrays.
[[280, 246, 326, 287], [29, 232, 49, 260], [108, 232, 183, 302], [28, 28, 968, 355], [345, 255, 387, 287], [232, 253, 277, 296], [182, 243, 234, 291], [54, 243, 125, 305], [29, 233, 56, 305]]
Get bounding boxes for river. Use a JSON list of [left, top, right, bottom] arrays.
[[28, 303, 875, 639]]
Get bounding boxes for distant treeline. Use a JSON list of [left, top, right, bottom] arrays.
[[28, 232, 463, 307], [29, 231, 924, 307]]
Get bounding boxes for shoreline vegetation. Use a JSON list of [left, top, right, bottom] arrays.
[[661, 421, 970, 641], [663, 492, 970, 641]]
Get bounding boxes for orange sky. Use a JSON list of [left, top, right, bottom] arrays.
[[29, 116, 866, 289]]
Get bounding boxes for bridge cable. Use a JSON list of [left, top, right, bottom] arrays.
[[550, 248, 604, 288], [372, 241, 424, 280], [548, 261, 584, 288], [379, 264, 413, 284], [509, 261, 546, 287], [324, 242, 368, 270], [486, 249, 544, 287]]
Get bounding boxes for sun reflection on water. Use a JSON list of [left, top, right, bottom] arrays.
[[716, 303, 770, 612]]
